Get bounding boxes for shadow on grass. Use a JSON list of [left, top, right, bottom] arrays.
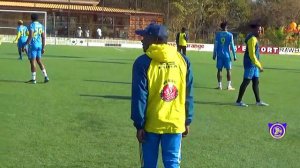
[[0, 79, 49, 85], [84, 80, 131, 85], [0, 57, 20, 60], [0, 79, 26, 83], [1, 53, 16, 56], [80, 94, 131, 100], [84, 60, 130, 64], [194, 100, 234, 106], [106, 58, 135, 61], [234, 64, 300, 72], [194, 86, 217, 90], [264, 67, 300, 72], [0, 79, 50, 84], [45, 54, 84, 59]]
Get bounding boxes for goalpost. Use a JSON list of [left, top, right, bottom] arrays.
[[0, 9, 47, 43]]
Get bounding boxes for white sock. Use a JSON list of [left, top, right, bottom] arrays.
[[42, 69, 48, 77], [32, 72, 36, 80], [228, 81, 232, 87], [218, 82, 222, 87]]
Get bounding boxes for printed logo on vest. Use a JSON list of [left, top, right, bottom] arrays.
[[161, 83, 178, 102]]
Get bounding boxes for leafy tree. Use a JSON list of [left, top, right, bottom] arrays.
[[99, 0, 300, 44]]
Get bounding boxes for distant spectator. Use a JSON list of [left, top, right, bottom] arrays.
[[176, 27, 189, 55], [85, 28, 90, 38], [76, 27, 83, 38], [97, 27, 102, 39]]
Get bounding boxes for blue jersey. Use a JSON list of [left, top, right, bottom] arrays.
[[28, 21, 44, 48], [213, 31, 236, 60], [16, 25, 28, 43]]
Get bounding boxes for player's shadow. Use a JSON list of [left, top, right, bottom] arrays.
[[0, 79, 26, 83], [2, 53, 16, 56], [264, 67, 300, 72], [80, 94, 131, 100], [0, 57, 19, 60], [0, 79, 49, 84], [194, 86, 217, 90], [107, 58, 135, 61], [234, 65, 300, 72], [194, 100, 233, 106], [45, 54, 83, 59], [84, 60, 130, 64], [84, 80, 131, 85]]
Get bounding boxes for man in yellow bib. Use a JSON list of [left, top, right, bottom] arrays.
[[131, 23, 194, 168], [176, 27, 188, 55]]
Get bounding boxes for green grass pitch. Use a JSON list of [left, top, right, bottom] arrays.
[[0, 43, 299, 168]]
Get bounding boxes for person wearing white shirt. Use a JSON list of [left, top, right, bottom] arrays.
[[77, 27, 83, 38], [96, 28, 102, 39]]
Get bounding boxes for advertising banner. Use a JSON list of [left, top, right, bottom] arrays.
[[279, 47, 300, 55], [236, 45, 279, 54]]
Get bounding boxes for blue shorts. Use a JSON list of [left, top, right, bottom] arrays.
[[244, 67, 260, 79], [28, 45, 42, 60], [141, 132, 182, 168], [17, 40, 27, 48], [216, 57, 231, 70]]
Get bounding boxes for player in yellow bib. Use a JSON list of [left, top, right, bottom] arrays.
[[132, 23, 194, 168], [176, 27, 188, 55]]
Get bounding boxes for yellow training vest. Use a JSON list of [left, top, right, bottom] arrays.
[[145, 44, 187, 134], [179, 33, 187, 46]]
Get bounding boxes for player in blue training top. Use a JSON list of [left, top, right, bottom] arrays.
[[213, 21, 237, 90], [235, 22, 269, 107], [13, 20, 28, 60], [23, 13, 49, 84]]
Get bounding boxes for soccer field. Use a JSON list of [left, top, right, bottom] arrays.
[[0, 43, 299, 168]]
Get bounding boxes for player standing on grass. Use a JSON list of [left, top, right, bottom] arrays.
[[213, 21, 237, 90], [131, 23, 194, 167], [176, 27, 188, 55], [13, 20, 28, 60], [235, 22, 268, 107], [23, 13, 49, 84]]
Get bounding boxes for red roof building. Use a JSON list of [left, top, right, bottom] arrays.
[[0, 0, 164, 39]]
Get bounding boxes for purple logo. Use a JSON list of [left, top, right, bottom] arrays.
[[268, 122, 287, 139]]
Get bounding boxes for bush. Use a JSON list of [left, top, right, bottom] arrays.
[[237, 33, 246, 45], [264, 27, 287, 47]]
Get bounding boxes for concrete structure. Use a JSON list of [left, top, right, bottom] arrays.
[[0, 0, 163, 39]]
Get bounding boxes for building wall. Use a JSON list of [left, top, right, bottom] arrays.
[[0, 1, 163, 40], [47, 11, 131, 39], [17, 0, 99, 5], [129, 15, 163, 40]]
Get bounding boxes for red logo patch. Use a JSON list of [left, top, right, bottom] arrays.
[[161, 83, 178, 102]]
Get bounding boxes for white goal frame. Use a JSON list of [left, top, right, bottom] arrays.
[[0, 9, 47, 38]]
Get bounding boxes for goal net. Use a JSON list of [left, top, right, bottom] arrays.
[[0, 9, 47, 42]]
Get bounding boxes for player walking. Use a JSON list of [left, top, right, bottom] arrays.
[[236, 22, 269, 107], [23, 14, 49, 84], [13, 20, 28, 60]]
